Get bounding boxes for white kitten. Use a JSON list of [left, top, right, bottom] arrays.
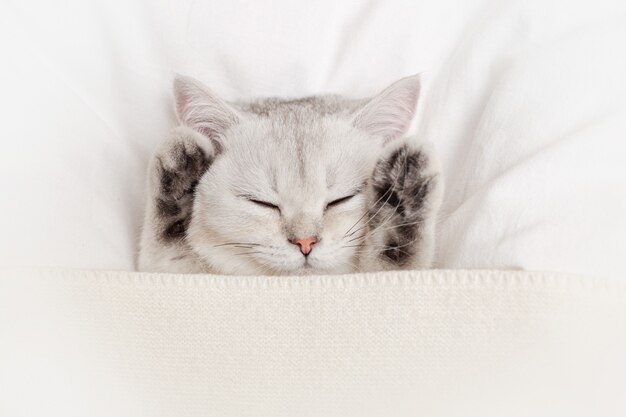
[[138, 75, 442, 275]]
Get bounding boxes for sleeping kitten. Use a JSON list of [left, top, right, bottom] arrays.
[[138, 75, 442, 275]]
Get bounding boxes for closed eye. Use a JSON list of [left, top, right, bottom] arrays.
[[248, 198, 280, 212], [325, 194, 356, 210]]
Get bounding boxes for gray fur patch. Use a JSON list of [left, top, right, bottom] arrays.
[[157, 198, 181, 217], [238, 95, 366, 118], [165, 219, 187, 240], [369, 145, 433, 267], [154, 141, 211, 243]]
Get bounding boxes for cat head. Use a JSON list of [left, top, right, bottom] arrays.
[[175, 75, 421, 275]]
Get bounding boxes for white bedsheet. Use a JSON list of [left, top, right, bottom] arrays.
[[1, 0, 625, 275]]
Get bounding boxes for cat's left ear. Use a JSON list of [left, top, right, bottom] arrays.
[[353, 74, 421, 144], [174, 75, 241, 150]]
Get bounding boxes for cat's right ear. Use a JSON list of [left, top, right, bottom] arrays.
[[173, 75, 240, 151]]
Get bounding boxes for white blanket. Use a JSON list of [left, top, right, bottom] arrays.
[[1, 268, 625, 416], [1, 0, 625, 275]]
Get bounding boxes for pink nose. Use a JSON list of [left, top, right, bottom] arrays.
[[292, 237, 317, 256]]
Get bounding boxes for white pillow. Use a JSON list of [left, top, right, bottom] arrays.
[[1, 0, 624, 275]]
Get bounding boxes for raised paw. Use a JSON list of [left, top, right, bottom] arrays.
[[366, 142, 442, 268], [149, 128, 214, 242]]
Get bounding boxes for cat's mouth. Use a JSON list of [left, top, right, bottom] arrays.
[[243, 248, 342, 276], [292, 264, 317, 275], [289, 258, 313, 274], [293, 258, 335, 275]]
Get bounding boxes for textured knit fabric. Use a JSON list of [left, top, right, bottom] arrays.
[[1, 268, 625, 416]]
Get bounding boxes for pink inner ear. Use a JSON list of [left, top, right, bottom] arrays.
[[354, 75, 420, 143], [174, 78, 198, 126], [175, 92, 192, 125], [173, 76, 240, 146]]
